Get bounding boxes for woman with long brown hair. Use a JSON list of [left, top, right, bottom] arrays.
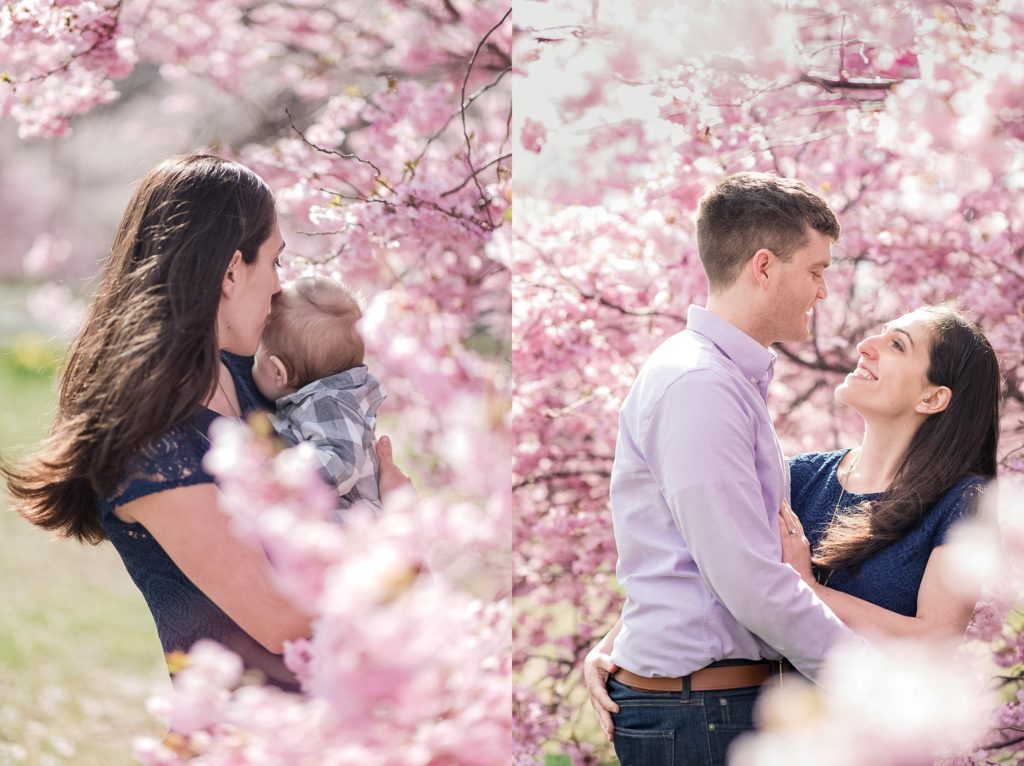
[[777, 304, 1000, 637], [3, 152, 406, 691]]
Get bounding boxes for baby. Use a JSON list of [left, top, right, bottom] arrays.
[[252, 275, 386, 513]]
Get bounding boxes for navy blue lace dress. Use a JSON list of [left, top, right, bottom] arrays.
[[789, 450, 986, 616], [99, 351, 300, 691]]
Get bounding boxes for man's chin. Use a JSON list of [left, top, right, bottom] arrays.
[[780, 325, 811, 344]]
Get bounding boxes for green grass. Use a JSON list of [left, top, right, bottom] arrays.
[[0, 339, 169, 765]]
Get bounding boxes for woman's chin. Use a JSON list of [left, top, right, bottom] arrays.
[[834, 383, 859, 411]]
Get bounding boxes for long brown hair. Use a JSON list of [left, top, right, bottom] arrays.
[[2, 152, 276, 543], [813, 306, 1001, 572]]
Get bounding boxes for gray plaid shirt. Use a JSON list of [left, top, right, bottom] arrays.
[[270, 365, 386, 513]]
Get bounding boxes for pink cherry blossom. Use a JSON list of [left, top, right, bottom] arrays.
[[513, 1, 1024, 762]]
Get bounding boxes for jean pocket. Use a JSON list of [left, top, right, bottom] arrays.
[[712, 689, 759, 729], [613, 727, 675, 766]]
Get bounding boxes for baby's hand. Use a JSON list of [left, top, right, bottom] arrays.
[[376, 435, 413, 497]]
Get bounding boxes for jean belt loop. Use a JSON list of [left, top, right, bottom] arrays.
[[682, 671, 692, 700]]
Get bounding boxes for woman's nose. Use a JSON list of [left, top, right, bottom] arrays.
[[856, 334, 880, 358]]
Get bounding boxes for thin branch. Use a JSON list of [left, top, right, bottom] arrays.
[[789, 379, 828, 410], [774, 343, 851, 374], [459, 7, 511, 227], [287, 109, 385, 184], [485, 40, 513, 70], [442, 0, 461, 21], [319, 188, 395, 209], [441, 153, 510, 197], [798, 73, 899, 92], [293, 228, 357, 237], [410, 66, 511, 170], [838, 170, 883, 214], [514, 469, 612, 492], [575, 288, 686, 323], [318, 186, 494, 231]]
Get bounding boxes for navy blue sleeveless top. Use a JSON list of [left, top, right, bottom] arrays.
[[99, 352, 300, 692], [789, 450, 986, 616]]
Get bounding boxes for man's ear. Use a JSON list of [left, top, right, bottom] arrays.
[[750, 248, 775, 289], [268, 355, 291, 387], [915, 385, 952, 416], [222, 250, 244, 298]]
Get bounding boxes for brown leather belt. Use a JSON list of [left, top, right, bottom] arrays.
[[614, 662, 787, 692]]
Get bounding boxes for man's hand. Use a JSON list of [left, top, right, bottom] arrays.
[[778, 501, 814, 584], [583, 646, 620, 741], [376, 435, 412, 497]]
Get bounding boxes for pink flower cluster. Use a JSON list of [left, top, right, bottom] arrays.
[[3, 0, 511, 140], [135, 395, 511, 764], [0, 0, 135, 137]]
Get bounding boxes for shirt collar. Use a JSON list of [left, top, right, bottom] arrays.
[[686, 305, 776, 394], [275, 365, 385, 413]]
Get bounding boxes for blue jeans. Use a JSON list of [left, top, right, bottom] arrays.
[[608, 675, 760, 766]]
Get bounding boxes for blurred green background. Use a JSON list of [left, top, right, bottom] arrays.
[[0, 329, 169, 766]]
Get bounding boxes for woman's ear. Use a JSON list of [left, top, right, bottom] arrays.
[[222, 250, 244, 298], [916, 385, 952, 415]]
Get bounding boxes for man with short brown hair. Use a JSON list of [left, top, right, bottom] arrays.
[[585, 173, 868, 766]]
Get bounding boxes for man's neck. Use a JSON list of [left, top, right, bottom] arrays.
[[704, 293, 772, 348]]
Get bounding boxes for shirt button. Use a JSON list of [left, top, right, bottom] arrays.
[[750, 377, 757, 384]]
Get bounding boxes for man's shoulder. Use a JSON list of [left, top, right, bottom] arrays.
[[624, 330, 752, 424], [638, 329, 745, 391]]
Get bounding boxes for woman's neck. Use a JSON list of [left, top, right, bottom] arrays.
[[845, 419, 918, 494], [206, 361, 242, 419]]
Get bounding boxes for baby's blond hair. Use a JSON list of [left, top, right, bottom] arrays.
[[261, 276, 364, 388]]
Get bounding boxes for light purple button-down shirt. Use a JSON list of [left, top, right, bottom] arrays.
[[609, 305, 859, 681]]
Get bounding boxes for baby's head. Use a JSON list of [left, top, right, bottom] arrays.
[[253, 276, 364, 401]]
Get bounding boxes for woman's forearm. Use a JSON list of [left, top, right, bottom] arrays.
[[809, 545, 977, 641], [810, 582, 971, 641], [810, 583, 923, 638]]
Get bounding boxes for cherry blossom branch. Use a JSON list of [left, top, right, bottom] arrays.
[[788, 379, 829, 410], [318, 186, 494, 231], [774, 343, 852, 374], [798, 73, 898, 93], [513, 469, 612, 492], [578, 291, 685, 323], [441, 0, 461, 21], [441, 153, 511, 197], [485, 41, 513, 70], [289, 108, 504, 232], [6, 1, 123, 86], [459, 7, 512, 228], [408, 65, 511, 173], [287, 109, 384, 186]]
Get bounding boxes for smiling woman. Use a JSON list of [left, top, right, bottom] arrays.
[[804, 305, 1001, 579], [0, 153, 379, 691], [772, 304, 1002, 646]]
